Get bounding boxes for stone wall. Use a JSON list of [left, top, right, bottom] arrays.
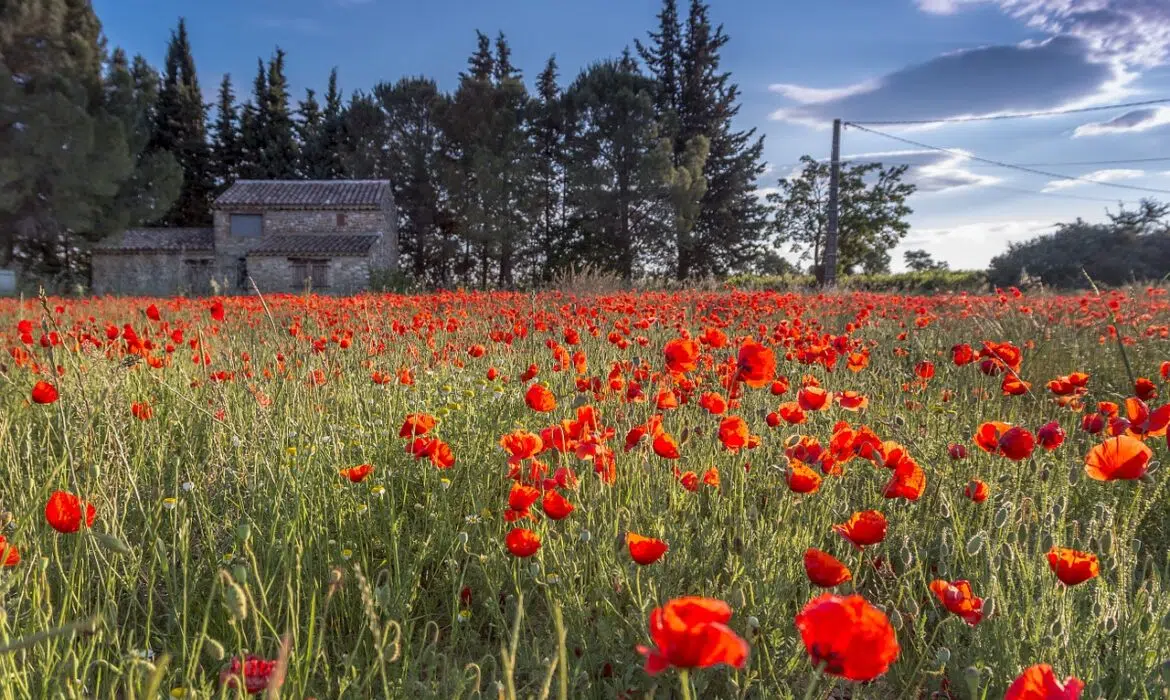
[[92, 253, 215, 296], [213, 209, 388, 242], [248, 255, 370, 295]]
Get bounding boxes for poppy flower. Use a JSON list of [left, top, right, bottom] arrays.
[[339, 464, 374, 483], [786, 460, 822, 494], [505, 483, 541, 522], [1001, 374, 1031, 396], [795, 593, 899, 681], [1134, 377, 1158, 401], [636, 597, 749, 675], [505, 527, 541, 557], [399, 413, 437, 438], [951, 344, 974, 366], [963, 479, 989, 503], [803, 549, 851, 588], [130, 402, 153, 420], [1122, 398, 1170, 439], [974, 422, 1035, 461], [718, 416, 749, 451], [627, 532, 668, 565], [1005, 664, 1084, 700], [833, 510, 887, 549], [777, 402, 807, 425], [209, 301, 225, 322], [948, 443, 967, 460], [882, 459, 925, 501], [1084, 435, 1152, 481], [45, 490, 96, 533], [664, 338, 700, 374], [541, 490, 574, 520], [525, 384, 557, 413], [698, 392, 727, 415], [219, 654, 274, 695], [835, 391, 868, 411], [797, 386, 829, 411], [500, 430, 543, 463], [653, 431, 681, 459], [914, 361, 935, 379], [929, 579, 984, 626], [1046, 547, 1099, 586], [429, 440, 456, 469], [31, 381, 59, 405], [1036, 421, 1065, 450], [0, 536, 20, 567], [736, 339, 775, 388]]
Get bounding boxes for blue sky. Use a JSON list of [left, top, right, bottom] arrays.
[[92, 0, 1170, 271]]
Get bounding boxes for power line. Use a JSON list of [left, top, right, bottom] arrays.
[[842, 122, 1170, 195], [847, 98, 1170, 126], [773, 155, 1170, 170]]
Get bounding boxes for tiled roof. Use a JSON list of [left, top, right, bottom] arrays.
[[92, 228, 214, 253], [248, 234, 382, 256], [215, 180, 390, 209]]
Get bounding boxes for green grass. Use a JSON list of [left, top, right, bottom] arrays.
[[0, 289, 1167, 699]]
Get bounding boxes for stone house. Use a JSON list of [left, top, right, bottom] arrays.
[[91, 180, 398, 295]]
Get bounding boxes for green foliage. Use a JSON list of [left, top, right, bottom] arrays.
[[988, 200, 1170, 289], [728, 269, 989, 292], [209, 73, 241, 188], [904, 248, 949, 272], [769, 155, 916, 279]]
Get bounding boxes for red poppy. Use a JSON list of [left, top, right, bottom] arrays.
[[505, 483, 541, 522], [833, 510, 887, 549], [209, 301, 225, 322], [1134, 377, 1158, 401], [653, 431, 681, 459], [929, 579, 984, 626], [429, 440, 456, 469], [803, 548, 851, 588], [736, 339, 775, 388], [45, 490, 96, 534], [882, 459, 925, 501], [795, 593, 899, 681], [505, 527, 541, 557], [1122, 398, 1170, 439], [219, 655, 274, 695], [1036, 421, 1065, 450], [399, 413, 437, 438], [637, 597, 749, 675], [130, 401, 153, 420], [0, 536, 20, 567], [951, 344, 974, 366], [835, 391, 869, 411], [797, 386, 829, 411], [914, 361, 935, 379], [786, 460, 822, 494], [339, 464, 374, 483], [1046, 547, 1099, 586], [541, 490, 574, 520], [1084, 435, 1152, 481], [500, 430, 543, 463], [777, 402, 807, 425], [963, 479, 989, 503], [627, 532, 668, 565], [948, 443, 967, 460], [31, 381, 58, 405], [664, 338, 700, 374], [1005, 664, 1084, 700], [974, 422, 1035, 461], [525, 384, 557, 413], [698, 392, 728, 415], [718, 416, 749, 451], [145, 304, 161, 321], [1001, 374, 1031, 396]]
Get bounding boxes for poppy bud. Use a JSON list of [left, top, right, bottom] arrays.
[[580, 529, 591, 543], [936, 647, 950, 665], [89, 464, 101, 480], [1068, 464, 1080, 484], [993, 505, 1011, 529], [528, 563, 541, 577], [235, 523, 251, 543], [965, 532, 985, 556], [887, 606, 903, 630], [203, 636, 225, 661], [232, 564, 248, 585], [963, 666, 982, 696], [456, 532, 469, 546], [747, 615, 760, 632], [1103, 615, 1117, 634], [939, 500, 951, 519], [982, 597, 995, 618], [93, 532, 132, 556]]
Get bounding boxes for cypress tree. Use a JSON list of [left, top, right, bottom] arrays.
[[210, 73, 241, 188], [312, 68, 346, 178], [530, 55, 569, 281], [151, 18, 214, 225], [296, 88, 324, 178], [237, 58, 268, 178], [262, 47, 299, 178]]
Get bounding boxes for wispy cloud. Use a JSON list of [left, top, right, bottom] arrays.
[[1042, 168, 1145, 192], [1074, 106, 1170, 137]]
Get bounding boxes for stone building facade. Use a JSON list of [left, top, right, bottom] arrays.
[[91, 180, 398, 296]]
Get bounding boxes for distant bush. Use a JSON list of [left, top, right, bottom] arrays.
[[727, 269, 988, 293]]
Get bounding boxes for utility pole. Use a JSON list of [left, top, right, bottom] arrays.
[[824, 118, 841, 286]]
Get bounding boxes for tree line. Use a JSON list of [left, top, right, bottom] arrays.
[[2, 0, 927, 289]]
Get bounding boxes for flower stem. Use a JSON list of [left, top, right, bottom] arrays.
[[679, 669, 693, 700]]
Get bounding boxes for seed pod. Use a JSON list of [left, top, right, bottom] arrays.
[[888, 607, 904, 631], [1051, 500, 1063, 518], [235, 523, 251, 543], [1050, 618, 1063, 637], [1041, 532, 1054, 553], [965, 531, 986, 556], [203, 637, 225, 661], [899, 541, 914, 568], [1103, 615, 1118, 634], [982, 597, 995, 618], [936, 647, 951, 665], [456, 532, 469, 546], [1068, 464, 1080, 484], [939, 499, 952, 520], [963, 666, 982, 696], [993, 504, 1012, 529], [232, 564, 248, 586], [93, 532, 132, 556], [580, 529, 591, 543]]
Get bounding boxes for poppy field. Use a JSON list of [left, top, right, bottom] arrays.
[[2, 287, 1170, 699]]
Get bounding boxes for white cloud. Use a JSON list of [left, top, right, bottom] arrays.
[[768, 80, 880, 104], [1041, 168, 1145, 191], [896, 219, 1054, 270], [1074, 106, 1170, 136]]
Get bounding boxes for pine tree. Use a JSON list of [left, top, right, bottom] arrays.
[[530, 55, 570, 282], [210, 73, 241, 188], [639, 0, 769, 278], [151, 18, 214, 225], [563, 57, 671, 280], [262, 48, 299, 178], [310, 68, 345, 178], [488, 32, 531, 287], [296, 88, 324, 178], [237, 58, 268, 178]]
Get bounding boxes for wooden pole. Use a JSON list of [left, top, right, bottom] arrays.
[[824, 118, 841, 286]]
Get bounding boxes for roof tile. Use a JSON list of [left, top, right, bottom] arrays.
[[92, 228, 214, 253], [215, 180, 390, 209]]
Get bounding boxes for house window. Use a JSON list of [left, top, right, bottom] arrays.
[[289, 258, 329, 289], [336, 212, 347, 228], [236, 257, 248, 289], [230, 213, 263, 237]]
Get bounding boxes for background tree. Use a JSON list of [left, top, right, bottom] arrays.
[[150, 18, 213, 225], [904, 249, 948, 272], [210, 74, 241, 188], [529, 55, 570, 283], [261, 48, 299, 178], [296, 87, 323, 178], [769, 156, 915, 278], [563, 55, 671, 280], [237, 59, 269, 179]]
